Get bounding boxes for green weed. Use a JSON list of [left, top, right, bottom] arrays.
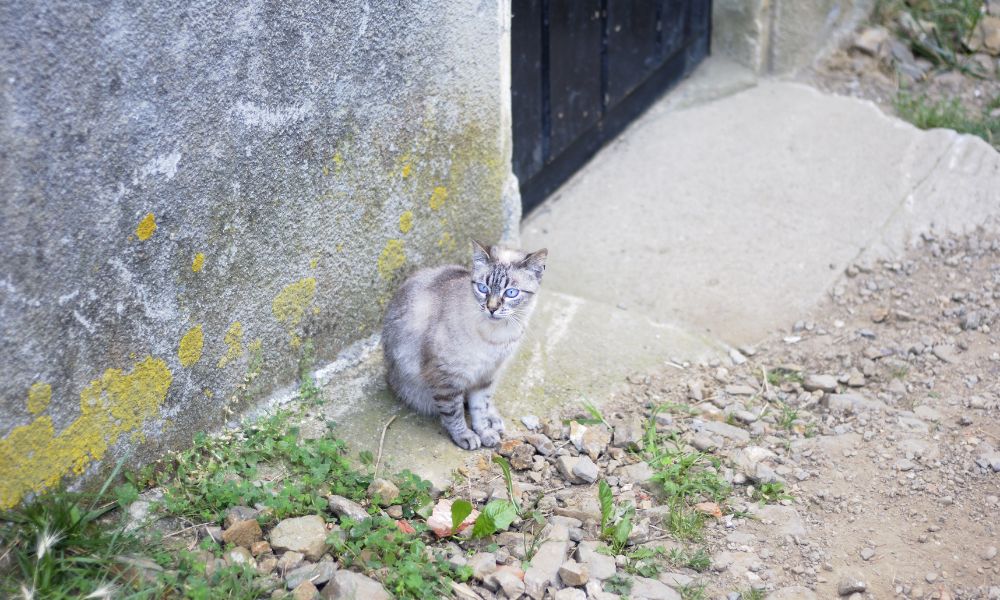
[[895, 92, 1000, 148], [604, 574, 634, 596], [667, 546, 712, 572], [622, 546, 665, 577], [765, 367, 803, 386], [740, 588, 766, 600], [777, 403, 799, 431], [751, 481, 793, 505], [598, 480, 634, 554], [330, 516, 472, 599], [680, 583, 709, 600]]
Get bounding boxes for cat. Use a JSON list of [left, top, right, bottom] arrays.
[[382, 240, 547, 450]]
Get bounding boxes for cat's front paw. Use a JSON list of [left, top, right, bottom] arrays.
[[451, 429, 482, 451], [485, 414, 505, 434], [477, 428, 502, 448]]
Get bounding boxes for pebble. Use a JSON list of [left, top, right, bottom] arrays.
[[838, 575, 867, 595], [803, 374, 838, 393], [221, 518, 263, 548], [860, 547, 875, 561], [367, 478, 400, 506], [983, 545, 998, 561], [269, 515, 329, 561], [558, 559, 589, 586], [521, 415, 541, 430], [524, 432, 556, 456], [324, 570, 391, 600], [327, 495, 369, 522], [612, 415, 644, 450]]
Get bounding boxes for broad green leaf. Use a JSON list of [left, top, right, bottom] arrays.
[[451, 499, 473, 533], [471, 499, 517, 539], [613, 508, 634, 548], [598, 480, 614, 533]]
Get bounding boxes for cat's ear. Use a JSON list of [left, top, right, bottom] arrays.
[[471, 239, 491, 267], [520, 248, 548, 280]]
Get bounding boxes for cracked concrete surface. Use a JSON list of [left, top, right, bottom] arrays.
[[305, 59, 1000, 486]]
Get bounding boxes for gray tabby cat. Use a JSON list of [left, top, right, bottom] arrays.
[[382, 240, 547, 450]]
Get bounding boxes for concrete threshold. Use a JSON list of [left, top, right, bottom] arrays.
[[295, 58, 1000, 486]]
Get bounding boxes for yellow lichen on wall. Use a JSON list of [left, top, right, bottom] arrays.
[[272, 278, 317, 328], [192, 253, 205, 273], [0, 356, 172, 509], [399, 211, 414, 234], [217, 321, 244, 368], [429, 186, 448, 210], [377, 239, 406, 280], [27, 383, 52, 415], [136, 213, 157, 240], [178, 325, 204, 367]]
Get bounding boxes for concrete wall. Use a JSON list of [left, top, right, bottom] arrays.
[[0, 0, 515, 508], [713, 0, 875, 74]]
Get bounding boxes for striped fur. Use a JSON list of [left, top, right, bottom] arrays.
[[382, 240, 547, 449]]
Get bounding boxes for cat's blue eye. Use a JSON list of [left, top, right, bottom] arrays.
[[504, 288, 520, 298], [476, 283, 489, 294]]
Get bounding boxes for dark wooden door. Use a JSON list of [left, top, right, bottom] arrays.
[[512, 0, 712, 212]]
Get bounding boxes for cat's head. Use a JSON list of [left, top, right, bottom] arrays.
[[470, 240, 547, 321]]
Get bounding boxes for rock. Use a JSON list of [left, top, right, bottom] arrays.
[[630, 575, 681, 600], [769, 586, 818, 600], [732, 409, 757, 424], [509, 442, 536, 470], [225, 546, 255, 567], [367, 479, 400, 506], [853, 26, 890, 56], [270, 515, 329, 561], [581, 425, 612, 459], [321, 570, 390, 600], [803, 374, 838, 393], [222, 518, 263, 548], [556, 456, 584, 484], [729, 348, 747, 365], [837, 575, 866, 595], [574, 540, 616, 580], [621, 461, 654, 485], [572, 456, 599, 484], [690, 435, 717, 452], [554, 589, 586, 600], [933, 345, 960, 364], [468, 552, 498, 580], [860, 547, 875, 561], [486, 565, 526, 598], [256, 556, 278, 574], [521, 415, 541, 430], [967, 15, 1000, 56], [224, 505, 259, 529], [524, 433, 556, 456], [569, 421, 588, 451], [695, 420, 750, 443], [523, 539, 570, 599], [251, 540, 272, 556], [613, 415, 644, 450], [286, 561, 337, 589], [658, 571, 693, 588], [983, 545, 998, 561], [558, 560, 589, 587], [327, 496, 369, 522], [277, 551, 305, 572], [292, 580, 319, 600], [687, 381, 704, 401], [732, 446, 777, 481], [913, 405, 942, 422]]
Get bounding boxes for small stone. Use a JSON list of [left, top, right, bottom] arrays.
[[222, 519, 263, 548], [933, 345, 960, 364], [468, 552, 498, 580], [860, 547, 875, 561], [732, 409, 757, 424], [276, 551, 305, 572], [556, 456, 583, 483], [256, 556, 277, 574], [321, 570, 390, 600], [729, 348, 747, 365], [612, 415, 644, 450], [524, 539, 571, 599], [558, 560, 589, 587], [487, 565, 526, 598], [630, 575, 681, 599], [286, 561, 337, 589], [521, 415, 541, 430], [367, 479, 400, 506], [327, 495, 369, 522], [524, 432, 556, 456], [853, 26, 890, 56], [575, 540, 616, 580], [554, 589, 587, 600], [386, 505, 403, 519], [967, 15, 1000, 56], [690, 435, 717, 451], [572, 456, 599, 484], [838, 575, 866, 595], [895, 458, 916, 471], [687, 381, 704, 401], [580, 425, 611, 460], [225, 546, 255, 567], [224, 506, 259, 529], [926, 572, 938, 583], [621, 461, 654, 484], [803, 374, 838, 393], [696, 420, 750, 443], [509, 442, 536, 470], [291, 581, 319, 600], [982, 545, 998, 560], [251, 540, 272, 556], [270, 515, 329, 561]]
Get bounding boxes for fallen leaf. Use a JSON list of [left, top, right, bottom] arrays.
[[694, 501, 722, 518], [426, 498, 480, 538], [395, 519, 415, 534]]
